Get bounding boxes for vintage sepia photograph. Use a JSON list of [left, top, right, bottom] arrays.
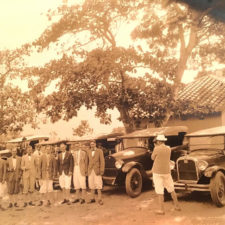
[[1, 0, 225, 224]]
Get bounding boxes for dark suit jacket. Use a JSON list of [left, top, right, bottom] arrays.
[[6, 156, 22, 182], [0, 158, 6, 182], [39, 154, 56, 180], [57, 151, 73, 175], [87, 148, 105, 176]]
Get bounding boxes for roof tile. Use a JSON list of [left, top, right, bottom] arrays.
[[178, 75, 225, 111]]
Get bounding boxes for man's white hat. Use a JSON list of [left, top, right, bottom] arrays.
[[156, 134, 167, 142]]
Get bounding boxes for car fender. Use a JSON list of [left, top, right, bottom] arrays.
[[122, 161, 144, 174], [204, 166, 225, 178]]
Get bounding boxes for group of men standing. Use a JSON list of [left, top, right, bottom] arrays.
[[0, 139, 105, 211]]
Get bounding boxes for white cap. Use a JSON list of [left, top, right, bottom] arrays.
[[156, 134, 167, 142]]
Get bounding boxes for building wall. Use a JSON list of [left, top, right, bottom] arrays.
[[166, 114, 223, 133]]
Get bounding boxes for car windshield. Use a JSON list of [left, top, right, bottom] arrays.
[[122, 138, 148, 149], [189, 135, 225, 151]]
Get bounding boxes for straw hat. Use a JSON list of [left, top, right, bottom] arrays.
[[156, 134, 167, 142]]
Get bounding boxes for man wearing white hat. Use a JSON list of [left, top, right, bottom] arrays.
[[151, 134, 180, 215]]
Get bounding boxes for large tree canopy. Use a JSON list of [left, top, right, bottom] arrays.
[[27, 0, 225, 133]]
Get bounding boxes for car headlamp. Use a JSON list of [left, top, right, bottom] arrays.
[[197, 160, 208, 171], [115, 159, 124, 169], [170, 160, 175, 170]]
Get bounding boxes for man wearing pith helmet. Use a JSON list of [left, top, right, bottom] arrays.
[[151, 134, 180, 215]]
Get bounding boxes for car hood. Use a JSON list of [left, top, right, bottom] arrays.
[[179, 150, 224, 162], [110, 147, 147, 160]]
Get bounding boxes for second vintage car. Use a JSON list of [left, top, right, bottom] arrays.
[[174, 126, 225, 207], [103, 126, 188, 197]]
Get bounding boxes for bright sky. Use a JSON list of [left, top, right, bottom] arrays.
[[0, 0, 197, 139]]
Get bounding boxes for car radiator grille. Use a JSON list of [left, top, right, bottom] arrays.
[[177, 159, 198, 181]]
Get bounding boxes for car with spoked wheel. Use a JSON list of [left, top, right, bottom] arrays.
[[174, 126, 225, 207], [103, 126, 188, 197]]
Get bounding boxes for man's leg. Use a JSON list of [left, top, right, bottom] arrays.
[[72, 169, 80, 203], [153, 173, 165, 215], [88, 171, 96, 203], [59, 174, 67, 204], [8, 194, 14, 208], [95, 174, 103, 205], [28, 175, 35, 206], [23, 176, 29, 207], [38, 180, 46, 206], [0, 197, 6, 211], [81, 189, 86, 204], [46, 180, 54, 206], [157, 194, 165, 214], [171, 191, 181, 210], [72, 189, 80, 203], [7, 182, 14, 208], [165, 174, 181, 211], [65, 188, 71, 203], [65, 174, 72, 204]]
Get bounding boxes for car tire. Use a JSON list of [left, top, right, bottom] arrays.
[[125, 168, 142, 198], [210, 171, 225, 207]]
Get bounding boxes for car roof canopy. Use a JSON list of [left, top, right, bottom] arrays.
[[36, 139, 67, 146], [95, 132, 125, 140], [67, 135, 97, 145], [7, 135, 49, 143], [120, 126, 188, 139], [187, 126, 225, 137]]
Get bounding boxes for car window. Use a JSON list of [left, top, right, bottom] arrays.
[[122, 138, 148, 149]]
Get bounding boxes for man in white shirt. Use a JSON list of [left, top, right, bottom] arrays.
[[72, 142, 88, 204], [21, 146, 38, 207]]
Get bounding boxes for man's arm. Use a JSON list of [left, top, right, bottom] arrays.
[[151, 147, 158, 160], [69, 153, 74, 175], [3, 160, 7, 183], [21, 156, 26, 171], [99, 149, 105, 176]]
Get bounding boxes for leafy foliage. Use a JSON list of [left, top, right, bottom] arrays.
[[27, 0, 225, 132], [0, 48, 36, 135], [73, 120, 93, 137]]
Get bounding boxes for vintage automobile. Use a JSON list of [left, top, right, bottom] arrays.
[[95, 131, 125, 156], [174, 126, 225, 207], [103, 126, 188, 197], [0, 149, 11, 160]]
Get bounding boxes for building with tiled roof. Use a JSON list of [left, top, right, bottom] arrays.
[[167, 74, 225, 133]]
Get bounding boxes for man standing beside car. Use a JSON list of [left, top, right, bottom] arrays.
[[57, 143, 73, 205], [71, 142, 88, 204], [38, 145, 56, 206], [87, 139, 105, 205], [21, 145, 38, 207], [6, 147, 22, 208], [151, 134, 180, 215]]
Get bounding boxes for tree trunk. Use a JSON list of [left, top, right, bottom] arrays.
[[117, 106, 135, 133], [162, 9, 199, 126]]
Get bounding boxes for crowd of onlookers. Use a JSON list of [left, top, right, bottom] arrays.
[[0, 139, 105, 211]]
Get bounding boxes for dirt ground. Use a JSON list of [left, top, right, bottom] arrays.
[[1, 185, 225, 225]]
